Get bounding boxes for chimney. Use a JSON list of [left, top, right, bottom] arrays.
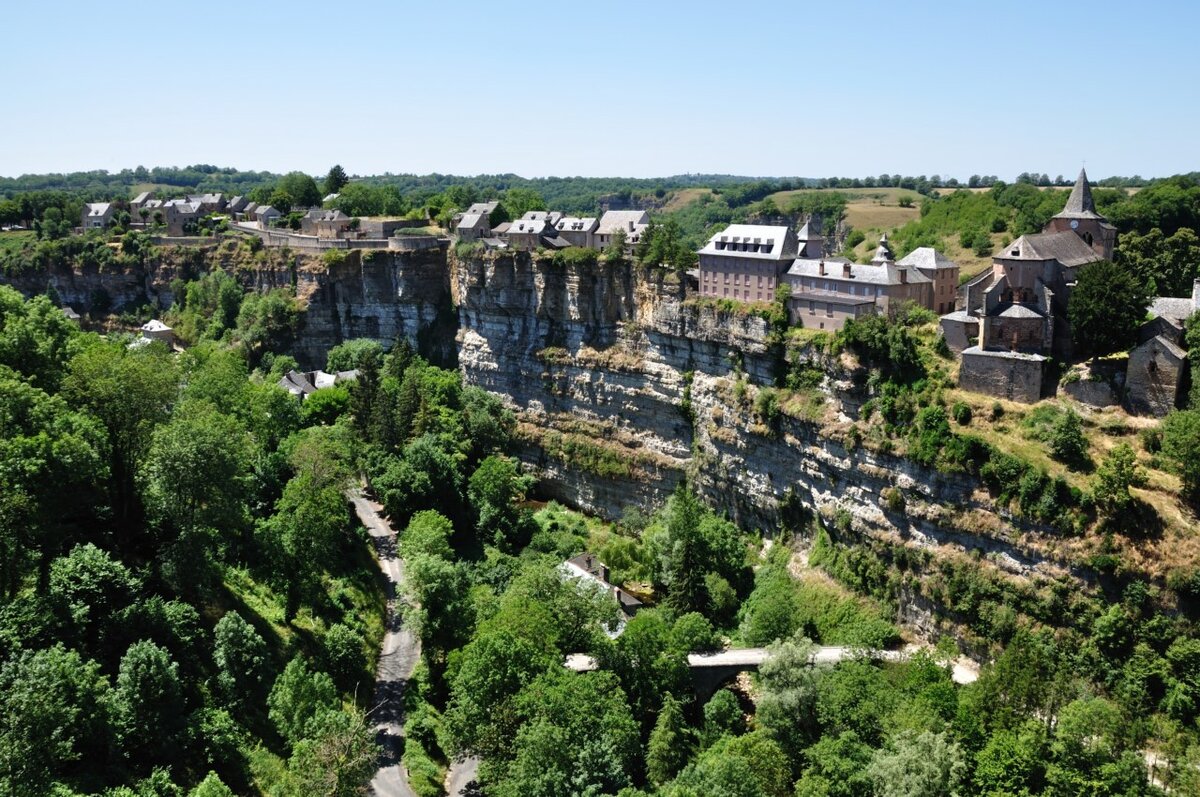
[[819, 261, 826, 276], [1193, 278, 1200, 310], [628, 220, 634, 232], [842, 263, 851, 278]]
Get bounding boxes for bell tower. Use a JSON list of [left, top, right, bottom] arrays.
[[1044, 168, 1117, 259]]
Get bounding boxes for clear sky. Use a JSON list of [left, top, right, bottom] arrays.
[[2, 0, 1195, 181]]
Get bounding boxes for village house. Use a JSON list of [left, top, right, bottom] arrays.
[[81, 202, 114, 230], [456, 211, 492, 240], [226, 196, 249, 216], [139, 319, 174, 345], [454, 202, 500, 240], [698, 223, 799, 304], [163, 200, 203, 236], [505, 217, 551, 251], [277, 368, 359, 399], [594, 210, 650, 250], [553, 216, 599, 248], [560, 552, 642, 635], [130, 192, 154, 220], [951, 169, 1112, 402], [187, 193, 226, 214], [254, 205, 281, 228], [315, 210, 354, 238]]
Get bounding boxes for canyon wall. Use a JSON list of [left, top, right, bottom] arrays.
[[450, 251, 1084, 591]]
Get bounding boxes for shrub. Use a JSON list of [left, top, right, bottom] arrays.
[[882, 487, 906, 514], [951, 402, 972, 426], [1048, 409, 1089, 469], [990, 402, 1004, 421]]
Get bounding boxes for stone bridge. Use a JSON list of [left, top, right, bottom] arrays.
[[565, 646, 977, 701]]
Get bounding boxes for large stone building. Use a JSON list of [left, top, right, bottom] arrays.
[[783, 235, 942, 332], [949, 169, 1112, 402], [697, 223, 956, 332], [697, 224, 799, 303]]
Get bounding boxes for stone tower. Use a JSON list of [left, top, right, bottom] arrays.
[[1043, 168, 1117, 259]]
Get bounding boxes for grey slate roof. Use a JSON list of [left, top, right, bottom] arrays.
[[555, 216, 598, 232], [1055, 168, 1102, 219], [700, 224, 795, 260], [997, 303, 1045, 319], [457, 212, 489, 230], [508, 219, 549, 235], [465, 202, 498, 216], [1149, 296, 1198, 324], [995, 232, 1102, 268], [896, 247, 958, 272], [787, 258, 931, 285], [596, 210, 650, 235], [132, 191, 152, 204], [85, 202, 112, 217]]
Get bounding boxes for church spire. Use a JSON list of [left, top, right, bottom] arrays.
[[1061, 167, 1097, 216]]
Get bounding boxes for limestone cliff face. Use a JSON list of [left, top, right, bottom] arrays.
[[287, 248, 455, 368], [450, 251, 1080, 584], [1, 241, 454, 369]]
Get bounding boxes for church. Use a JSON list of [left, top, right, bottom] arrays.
[[944, 169, 1113, 402]]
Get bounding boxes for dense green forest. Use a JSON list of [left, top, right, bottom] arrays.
[[8, 270, 1200, 795]]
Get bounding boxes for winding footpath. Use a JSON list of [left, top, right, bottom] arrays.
[[351, 491, 420, 797]]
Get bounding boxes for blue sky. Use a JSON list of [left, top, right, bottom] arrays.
[[1, 0, 1195, 180]]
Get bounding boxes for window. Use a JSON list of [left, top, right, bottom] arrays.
[[826, 303, 833, 317], [808, 301, 815, 315]]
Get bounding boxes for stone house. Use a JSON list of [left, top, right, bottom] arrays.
[[130, 192, 154, 221], [506, 217, 551, 251], [139, 319, 174, 344], [455, 211, 492, 240], [81, 202, 114, 230], [316, 210, 354, 239], [255, 205, 281, 228], [1126, 281, 1200, 415], [163, 200, 203, 236], [560, 552, 642, 635], [552, 216, 598, 248], [187, 193, 226, 214], [698, 223, 799, 304], [595, 210, 650, 250], [896, 247, 960, 314], [226, 196, 249, 216]]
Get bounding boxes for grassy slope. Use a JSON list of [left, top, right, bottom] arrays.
[[662, 187, 715, 212]]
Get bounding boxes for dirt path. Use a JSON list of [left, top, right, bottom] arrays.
[[351, 491, 420, 797]]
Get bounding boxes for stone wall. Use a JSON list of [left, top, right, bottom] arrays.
[[1126, 336, 1187, 416], [958, 347, 1045, 403]]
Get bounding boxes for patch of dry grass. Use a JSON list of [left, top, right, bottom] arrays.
[[662, 188, 714, 212]]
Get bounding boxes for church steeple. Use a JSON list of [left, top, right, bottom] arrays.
[[1045, 166, 1116, 259], [1056, 168, 1100, 218]]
